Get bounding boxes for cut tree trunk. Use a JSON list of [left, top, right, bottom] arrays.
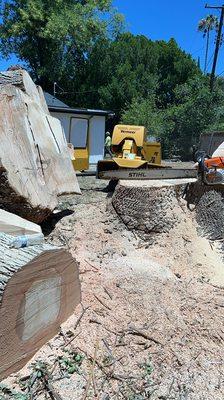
[[112, 178, 195, 242], [0, 233, 81, 380], [185, 180, 224, 241], [0, 70, 49, 114], [0, 70, 80, 223], [112, 179, 224, 245]]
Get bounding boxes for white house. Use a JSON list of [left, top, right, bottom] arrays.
[[44, 92, 114, 164]]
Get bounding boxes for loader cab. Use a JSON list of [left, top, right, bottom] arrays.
[[112, 125, 147, 149], [111, 125, 147, 166], [97, 124, 162, 178]]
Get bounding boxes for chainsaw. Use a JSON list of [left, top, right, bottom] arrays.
[[196, 151, 224, 185]]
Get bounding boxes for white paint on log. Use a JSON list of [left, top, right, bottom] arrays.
[[22, 276, 61, 341]]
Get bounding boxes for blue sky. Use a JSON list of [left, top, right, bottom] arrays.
[[113, 0, 224, 75], [1, 0, 224, 75]]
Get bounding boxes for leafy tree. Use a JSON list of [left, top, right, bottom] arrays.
[[121, 75, 224, 160], [121, 97, 163, 138], [155, 38, 201, 107], [79, 35, 200, 115], [0, 0, 123, 89], [77, 33, 159, 114], [198, 14, 218, 73], [160, 76, 223, 159]]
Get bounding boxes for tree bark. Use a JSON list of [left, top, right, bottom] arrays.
[[112, 179, 189, 242]]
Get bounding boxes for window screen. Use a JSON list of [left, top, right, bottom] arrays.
[[70, 118, 88, 148]]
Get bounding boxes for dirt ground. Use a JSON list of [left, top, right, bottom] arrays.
[[2, 175, 224, 400]]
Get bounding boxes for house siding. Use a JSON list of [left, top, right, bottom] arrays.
[[50, 111, 105, 164]]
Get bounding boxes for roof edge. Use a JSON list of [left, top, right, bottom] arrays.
[[48, 106, 115, 117]]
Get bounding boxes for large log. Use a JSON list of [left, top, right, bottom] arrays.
[[0, 233, 81, 380], [0, 70, 80, 222], [0, 70, 49, 114]]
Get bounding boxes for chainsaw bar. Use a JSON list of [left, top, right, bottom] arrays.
[[98, 168, 198, 180]]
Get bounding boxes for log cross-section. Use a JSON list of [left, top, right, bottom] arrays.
[[0, 233, 81, 380]]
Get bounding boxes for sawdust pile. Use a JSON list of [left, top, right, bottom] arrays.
[[2, 176, 224, 400]]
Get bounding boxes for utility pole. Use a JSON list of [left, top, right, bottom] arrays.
[[205, 3, 224, 91]]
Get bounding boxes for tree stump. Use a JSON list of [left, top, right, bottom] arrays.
[[185, 181, 224, 241], [112, 179, 195, 242], [112, 179, 224, 246], [0, 233, 81, 380]]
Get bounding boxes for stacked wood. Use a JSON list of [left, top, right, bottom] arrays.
[[0, 233, 81, 380], [0, 69, 80, 223], [0, 210, 42, 236]]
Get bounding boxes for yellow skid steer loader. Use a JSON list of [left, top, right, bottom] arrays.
[[97, 125, 197, 181]]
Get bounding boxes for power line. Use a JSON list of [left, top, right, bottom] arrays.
[[59, 89, 99, 95], [191, 45, 206, 56], [206, 50, 215, 70], [53, 82, 99, 96]]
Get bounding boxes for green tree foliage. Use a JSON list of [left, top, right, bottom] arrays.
[[121, 97, 163, 138], [121, 77, 224, 160], [74, 33, 159, 113], [1, 1, 224, 159], [156, 38, 200, 107], [161, 77, 223, 159], [78, 34, 200, 114], [0, 0, 123, 88]]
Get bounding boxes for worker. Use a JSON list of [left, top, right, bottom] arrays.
[[104, 131, 113, 158]]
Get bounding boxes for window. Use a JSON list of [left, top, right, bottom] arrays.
[[70, 118, 88, 148]]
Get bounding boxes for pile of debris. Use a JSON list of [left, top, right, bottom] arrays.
[[0, 69, 81, 380]]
